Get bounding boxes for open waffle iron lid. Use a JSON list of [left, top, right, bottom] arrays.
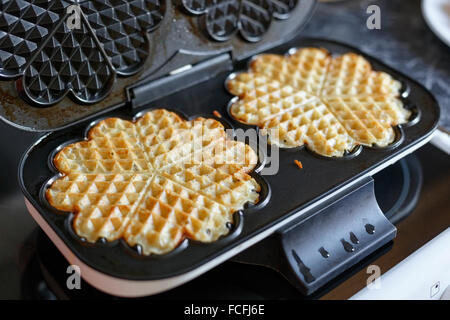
[[0, 0, 316, 131]]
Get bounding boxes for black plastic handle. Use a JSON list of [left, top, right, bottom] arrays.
[[280, 177, 396, 295]]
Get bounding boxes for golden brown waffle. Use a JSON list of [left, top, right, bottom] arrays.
[[227, 48, 411, 156], [321, 53, 402, 97], [249, 48, 330, 96], [46, 109, 260, 255], [261, 98, 356, 156]]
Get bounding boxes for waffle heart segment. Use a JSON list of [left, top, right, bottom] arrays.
[[46, 109, 261, 255], [247, 48, 331, 96], [321, 53, 402, 98], [227, 48, 412, 156]]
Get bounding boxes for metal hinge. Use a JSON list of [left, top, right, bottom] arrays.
[[127, 53, 233, 109]]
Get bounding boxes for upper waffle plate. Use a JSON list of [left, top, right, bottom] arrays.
[[0, 0, 165, 105], [182, 0, 298, 42], [0, 0, 315, 131]]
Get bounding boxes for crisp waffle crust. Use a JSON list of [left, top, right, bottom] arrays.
[[46, 109, 260, 255], [227, 48, 412, 157]]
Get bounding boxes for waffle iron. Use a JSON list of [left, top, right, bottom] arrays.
[[6, 0, 440, 296]]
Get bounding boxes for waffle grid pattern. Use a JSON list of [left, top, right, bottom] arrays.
[[227, 48, 412, 157], [0, 0, 165, 105], [182, 0, 298, 42], [24, 19, 114, 104], [46, 109, 260, 255], [81, 0, 165, 75], [0, 0, 66, 78]]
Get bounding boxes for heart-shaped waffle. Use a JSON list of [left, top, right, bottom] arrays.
[[46, 109, 261, 255], [227, 48, 412, 157]]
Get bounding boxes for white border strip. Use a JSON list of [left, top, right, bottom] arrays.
[[430, 129, 450, 155]]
